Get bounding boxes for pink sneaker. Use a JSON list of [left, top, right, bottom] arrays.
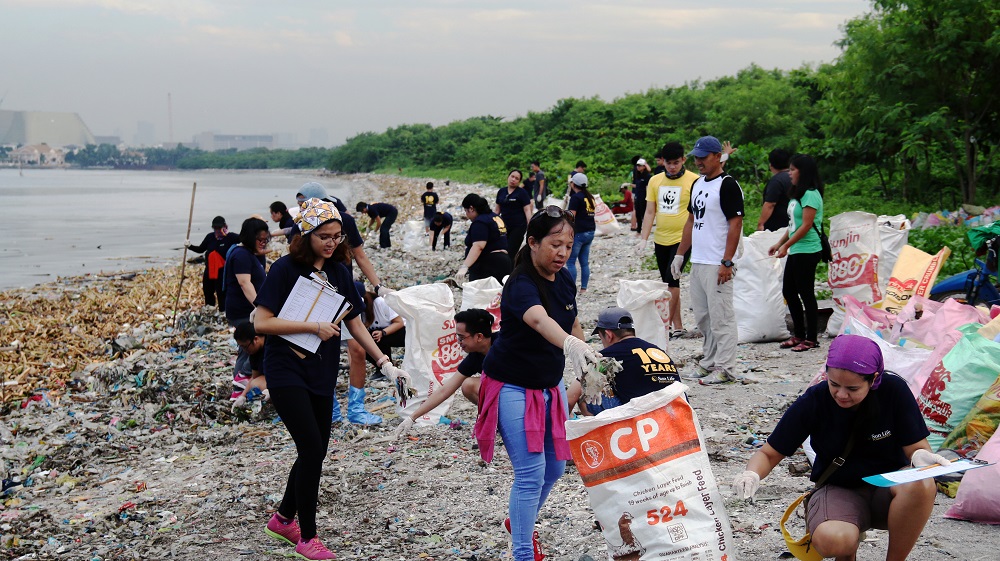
[[295, 536, 337, 560], [264, 512, 301, 546]]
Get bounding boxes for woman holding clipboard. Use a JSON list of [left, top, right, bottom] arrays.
[[732, 335, 949, 561], [253, 198, 412, 560]]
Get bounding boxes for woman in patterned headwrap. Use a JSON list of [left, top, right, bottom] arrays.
[[252, 198, 412, 560]]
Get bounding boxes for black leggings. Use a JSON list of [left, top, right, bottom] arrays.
[[783, 251, 822, 341], [432, 229, 450, 250], [268, 386, 334, 541], [506, 223, 526, 254], [365, 327, 407, 367], [470, 251, 512, 284]]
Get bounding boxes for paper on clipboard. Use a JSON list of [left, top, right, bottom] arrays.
[[276, 275, 353, 353], [862, 459, 993, 487]]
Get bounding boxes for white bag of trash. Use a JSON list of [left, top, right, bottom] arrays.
[[877, 214, 911, 297], [594, 194, 621, 236], [734, 229, 790, 343], [565, 383, 738, 561], [827, 211, 883, 335], [460, 277, 503, 331], [384, 284, 461, 426], [617, 279, 671, 352], [402, 220, 425, 253]]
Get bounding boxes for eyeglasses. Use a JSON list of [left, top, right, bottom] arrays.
[[456, 332, 475, 342], [316, 233, 347, 245], [256, 234, 271, 243]]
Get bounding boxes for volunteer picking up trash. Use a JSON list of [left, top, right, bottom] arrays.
[[732, 334, 949, 561]]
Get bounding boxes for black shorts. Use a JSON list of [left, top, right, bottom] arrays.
[[654, 242, 691, 288]]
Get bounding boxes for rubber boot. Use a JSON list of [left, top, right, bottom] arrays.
[[347, 385, 382, 425], [331, 390, 343, 424]]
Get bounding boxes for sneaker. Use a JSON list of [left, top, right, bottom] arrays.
[[699, 370, 736, 385], [265, 512, 301, 546], [669, 329, 688, 340], [503, 518, 545, 561], [231, 374, 251, 400], [295, 536, 337, 560], [685, 365, 712, 379]]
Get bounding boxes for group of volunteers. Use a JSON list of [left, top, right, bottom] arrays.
[[188, 135, 950, 560]]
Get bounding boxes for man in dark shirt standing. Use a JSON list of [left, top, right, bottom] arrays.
[[186, 216, 240, 310], [421, 182, 439, 236], [758, 149, 792, 231], [530, 161, 547, 211]]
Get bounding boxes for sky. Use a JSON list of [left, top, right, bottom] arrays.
[[1, 0, 873, 147]]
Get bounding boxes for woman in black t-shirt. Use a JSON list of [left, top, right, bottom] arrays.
[[565, 173, 597, 293], [457, 193, 512, 283]]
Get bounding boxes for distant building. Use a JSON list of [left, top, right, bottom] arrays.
[[0, 110, 96, 147], [193, 132, 275, 151], [8, 144, 65, 166]]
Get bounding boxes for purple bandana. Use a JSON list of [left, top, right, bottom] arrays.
[[827, 334, 885, 388]]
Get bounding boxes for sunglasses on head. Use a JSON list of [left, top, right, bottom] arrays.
[[532, 205, 573, 223]]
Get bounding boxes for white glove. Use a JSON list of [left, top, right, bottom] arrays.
[[231, 394, 247, 411], [732, 470, 760, 500], [670, 255, 685, 279], [563, 336, 601, 382], [456, 265, 469, 278], [393, 417, 415, 440], [184, 239, 191, 247], [635, 239, 647, 255], [382, 362, 414, 404], [911, 448, 951, 468], [377, 285, 393, 298]]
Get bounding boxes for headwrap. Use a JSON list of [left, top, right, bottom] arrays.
[[826, 334, 885, 389], [295, 197, 342, 236]]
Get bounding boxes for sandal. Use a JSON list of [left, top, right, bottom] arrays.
[[790, 340, 819, 352], [779, 337, 803, 349]]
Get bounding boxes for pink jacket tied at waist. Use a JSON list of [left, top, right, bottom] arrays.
[[474, 373, 571, 463]]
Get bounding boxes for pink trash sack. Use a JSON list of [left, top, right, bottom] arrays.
[[892, 295, 988, 348], [944, 430, 1000, 524]]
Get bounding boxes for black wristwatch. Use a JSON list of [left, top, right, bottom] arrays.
[[721, 259, 735, 268]]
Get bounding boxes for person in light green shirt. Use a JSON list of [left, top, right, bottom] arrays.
[[768, 154, 825, 352]]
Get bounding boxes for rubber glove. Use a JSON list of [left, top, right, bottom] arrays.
[[456, 265, 469, 278], [732, 470, 760, 500], [184, 239, 191, 247], [381, 362, 414, 405], [670, 255, 685, 279], [911, 448, 951, 468], [393, 417, 415, 440], [377, 285, 393, 298], [635, 239, 647, 255], [563, 336, 601, 382]]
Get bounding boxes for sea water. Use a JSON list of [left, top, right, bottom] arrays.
[[0, 168, 355, 289]]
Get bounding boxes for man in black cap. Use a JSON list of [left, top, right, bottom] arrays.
[[566, 306, 681, 415], [186, 216, 240, 310]]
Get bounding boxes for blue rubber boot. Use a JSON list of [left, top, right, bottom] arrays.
[[347, 385, 382, 425], [331, 389, 343, 424]]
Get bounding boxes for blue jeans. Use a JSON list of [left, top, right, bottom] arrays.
[[497, 383, 567, 561], [565, 230, 595, 289]]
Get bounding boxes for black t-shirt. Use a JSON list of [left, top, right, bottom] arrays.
[[421, 192, 439, 219], [279, 215, 296, 243], [533, 171, 547, 200], [224, 246, 267, 322], [495, 186, 533, 228], [465, 213, 508, 256], [368, 203, 396, 218], [482, 268, 577, 389], [456, 334, 497, 377], [767, 374, 930, 488], [633, 169, 651, 200], [601, 337, 680, 404], [567, 191, 596, 233], [762, 171, 792, 231], [255, 255, 363, 396], [430, 212, 453, 233]]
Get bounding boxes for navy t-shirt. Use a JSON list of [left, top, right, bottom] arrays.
[[482, 268, 577, 389], [340, 211, 364, 250], [224, 246, 266, 322], [368, 203, 396, 218], [465, 213, 508, 256], [633, 170, 651, 201], [767, 374, 929, 488], [568, 191, 596, 233], [495, 187, 533, 229], [421, 192, 439, 219], [430, 212, 453, 233], [602, 337, 680, 404], [255, 255, 363, 396], [456, 333, 498, 377], [279, 215, 296, 243]]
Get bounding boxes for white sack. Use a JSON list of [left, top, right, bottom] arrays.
[[566, 384, 738, 561], [460, 277, 503, 332], [617, 279, 671, 352], [402, 220, 425, 253], [734, 229, 790, 343], [384, 284, 461, 426], [826, 211, 883, 335], [594, 194, 621, 236], [876, 214, 911, 298]]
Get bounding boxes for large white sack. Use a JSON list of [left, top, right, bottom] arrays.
[[460, 277, 503, 332], [402, 220, 425, 253], [384, 284, 461, 426], [734, 229, 790, 343], [617, 279, 671, 352], [827, 211, 883, 335], [877, 214, 911, 298], [594, 194, 621, 236], [566, 384, 738, 561]]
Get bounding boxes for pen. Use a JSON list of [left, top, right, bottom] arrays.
[[917, 463, 942, 471]]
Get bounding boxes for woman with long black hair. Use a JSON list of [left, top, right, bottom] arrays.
[[457, 193, 512, 283], [769, 154, 825, 352], [253, 198, 411, 560]]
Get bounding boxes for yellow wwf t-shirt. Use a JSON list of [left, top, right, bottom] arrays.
[[646, 170, 699, 246]]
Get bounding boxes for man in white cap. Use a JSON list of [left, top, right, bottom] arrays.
[[673, 136, 744, 385], [632, 158, 652, 232]]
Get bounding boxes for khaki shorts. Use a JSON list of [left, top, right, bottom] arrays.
[[806, 484, 892, 534]]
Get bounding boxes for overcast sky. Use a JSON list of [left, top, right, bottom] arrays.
[[1, 0, 872, 146]]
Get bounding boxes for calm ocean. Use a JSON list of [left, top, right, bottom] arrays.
[[0, 169, 355, 289]]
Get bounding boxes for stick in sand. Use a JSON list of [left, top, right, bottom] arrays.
[[172, 182, 197, 329]]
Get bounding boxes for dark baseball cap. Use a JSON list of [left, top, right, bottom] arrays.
[[592, 306, 634, 335]]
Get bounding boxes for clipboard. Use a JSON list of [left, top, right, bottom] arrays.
[[276, 275, 353, 353], [862, 458, 993, 487]]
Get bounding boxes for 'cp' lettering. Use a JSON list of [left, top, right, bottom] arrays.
[[610, 419, 659, 460]]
